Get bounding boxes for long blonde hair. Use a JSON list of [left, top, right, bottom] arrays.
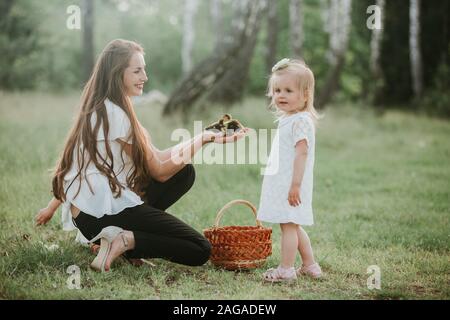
[[52, 39, 152, 201], [267, 58, 320, 123]]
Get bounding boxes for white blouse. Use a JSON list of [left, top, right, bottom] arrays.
[[61, 99, 143, 241], [257, 112, 316, 225]]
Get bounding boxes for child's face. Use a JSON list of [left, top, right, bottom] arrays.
[[123, 52, 148, 97], [272, 72, 306, 114]]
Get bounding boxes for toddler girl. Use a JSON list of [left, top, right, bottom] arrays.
[[258, 58, 322, 282]]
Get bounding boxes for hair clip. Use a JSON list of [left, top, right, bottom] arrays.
[[271, 58, 291, 73]]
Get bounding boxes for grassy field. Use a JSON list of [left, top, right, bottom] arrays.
[[0, 91, 449, 300]]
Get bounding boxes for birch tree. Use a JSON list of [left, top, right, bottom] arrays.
[[207, 0, 268, 104], [265, 0, 278, 74], [163, 0, 267, 115], [182, 0, 199, 75], [289, 0, 304, 58], [369, 0, 384, 78], [369, 0, 385, 103], [317, 0, 352, 108], [409, 0, 423, 99], [82, 0, 94, 82], [210, 0, 223, 49]]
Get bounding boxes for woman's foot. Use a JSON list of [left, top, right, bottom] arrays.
[[90, 226, 125, 272], [297, 262, 322, 278], [90, 244, 100, 254], [104, 231, 134, 271], [91, 243, 143, 267], [263, 266, 297, 283]]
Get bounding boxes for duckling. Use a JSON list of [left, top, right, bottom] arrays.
[[224, 118, 244, 134], [205, 114, 245, 136], [205, 117, 227, 134]]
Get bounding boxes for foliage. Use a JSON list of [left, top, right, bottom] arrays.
[[0, 0, 448, 116], [420, 54, 450, 117], [378, 0, 449, 114], [0, 0, 45, 90]]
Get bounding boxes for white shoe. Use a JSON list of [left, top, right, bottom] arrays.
[[297, 262, 322, 279], [263, 266, 297, 283], [89, 226, 127, 272]]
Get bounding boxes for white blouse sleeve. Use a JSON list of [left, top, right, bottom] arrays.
[[96, 102, 132, 143], [291, 116, 314, 147]]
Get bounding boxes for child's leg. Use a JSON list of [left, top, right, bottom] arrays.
[[280, 223, 300, 268], [296, 225, 316, 267], [263, 223, 298, 281]]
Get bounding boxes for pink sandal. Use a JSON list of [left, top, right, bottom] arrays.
[[297, 262, 322, 278], [263, 266, 297, 283]]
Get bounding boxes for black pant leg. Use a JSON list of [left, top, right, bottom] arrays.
[[78, 204, 211, 266], [143, 164, 195, 211], [72, 213, 104, 243], [129, 230, 210, 266]]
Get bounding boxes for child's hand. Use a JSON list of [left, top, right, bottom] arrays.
[[288, 184, 301, 207], [35, 207, 55, 226]]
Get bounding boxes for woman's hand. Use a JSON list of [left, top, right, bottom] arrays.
[[288, 184, 301, 207], [202, 128, 249, 145], [35, 206, 55, 226]]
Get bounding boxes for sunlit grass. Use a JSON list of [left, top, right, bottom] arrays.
[[0, 91, 449, 299]]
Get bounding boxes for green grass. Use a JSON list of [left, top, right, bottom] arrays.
[[0, 91, 449, 299]]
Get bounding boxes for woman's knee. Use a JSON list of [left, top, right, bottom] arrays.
[[189, 238, 211, 266], [184, 163, 196, 183], [200, 239, 212, 264], [177, 164, 195, 189]]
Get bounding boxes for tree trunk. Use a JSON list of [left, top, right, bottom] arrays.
[[207, 0, 267, 105], [289, 0, 304, 58], [370, 0, 384, 76], [265, 0, 278, 74], [370, 0, 385, 107], [317, 0, 352, 108], [317, 54, 345, 108], [0, 0, 14, 22], [163, 0, 267, 115], [210, 0, 223, 49], [82, 0, 94, 83], [182, 0, 199, 75], [409, 0, 423, 99]]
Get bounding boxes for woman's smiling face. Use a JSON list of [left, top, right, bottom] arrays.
[[123, 52, 148, 97]]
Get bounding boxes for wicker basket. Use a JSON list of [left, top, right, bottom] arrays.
[[203, 199, 272, 270]]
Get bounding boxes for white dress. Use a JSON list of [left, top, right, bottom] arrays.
[[257, 112, 315, 225], [61, 99, 144, 242]]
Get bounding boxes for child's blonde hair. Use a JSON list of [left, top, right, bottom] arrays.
[[267, 58, 319, 122]]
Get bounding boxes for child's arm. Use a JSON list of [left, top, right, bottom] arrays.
[[288, 139, 308, 207], [36, 197, 62, 226]]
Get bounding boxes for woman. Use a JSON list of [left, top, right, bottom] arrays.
[[35, 39, 247, 272]]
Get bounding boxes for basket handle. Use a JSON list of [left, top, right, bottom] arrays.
[[214, 199, 262, 227]]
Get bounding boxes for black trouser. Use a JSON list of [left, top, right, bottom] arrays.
[[72, 164, 211, 266]]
